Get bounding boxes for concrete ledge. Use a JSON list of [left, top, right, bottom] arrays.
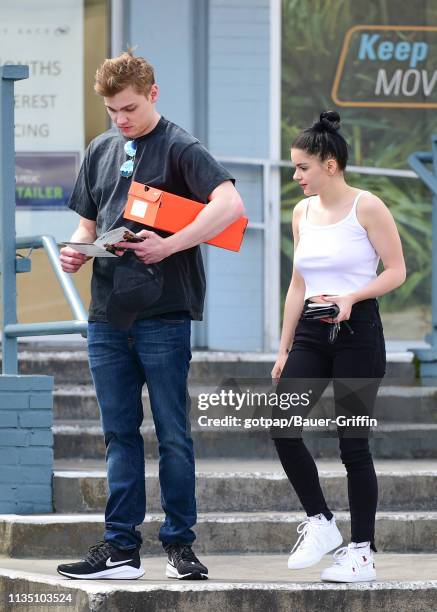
[[52, 422, 437, 460], [52, 466, 437, 513], [0, 512, 436, 557], [0, 554, 436, 612], [11, 351, 417, 385], [53, 383, 437, 423]]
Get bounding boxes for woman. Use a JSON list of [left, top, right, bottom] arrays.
[[271, 111, 406, 582]]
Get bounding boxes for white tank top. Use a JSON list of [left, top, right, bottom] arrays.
[[293, 191, 379, 300]]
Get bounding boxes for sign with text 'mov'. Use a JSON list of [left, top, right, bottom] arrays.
[[332, 25, 437, 108]]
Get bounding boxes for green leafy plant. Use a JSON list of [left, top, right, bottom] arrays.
[[281, 0, 436, 320]]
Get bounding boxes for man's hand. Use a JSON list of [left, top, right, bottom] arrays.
[[114, 230, 172, 264], [60, 246, 90, 273]]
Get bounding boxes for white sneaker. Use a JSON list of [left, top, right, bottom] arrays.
[[321, 542, 376, 582], [287, 514, 343, 569]]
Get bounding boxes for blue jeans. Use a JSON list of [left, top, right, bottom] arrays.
[[87, 315, 195, 550]]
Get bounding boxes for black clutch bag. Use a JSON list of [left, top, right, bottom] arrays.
[[302, 303, 340, 320]]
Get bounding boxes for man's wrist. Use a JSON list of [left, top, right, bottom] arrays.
[[164, 235, 178, 256], [165, 231, 203, 256]]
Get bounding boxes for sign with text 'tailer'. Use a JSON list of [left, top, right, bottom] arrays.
[[0, 0, 83, 208]]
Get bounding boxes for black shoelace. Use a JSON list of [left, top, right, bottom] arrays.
[[170, 544, 199, 564], [85, 541, 114, 566]]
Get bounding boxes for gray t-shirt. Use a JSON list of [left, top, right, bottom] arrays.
[[68, 116, 234, 321]]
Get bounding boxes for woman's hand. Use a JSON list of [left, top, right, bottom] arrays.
[[320, 294, 355, 323], [271, 350, 289, 382]]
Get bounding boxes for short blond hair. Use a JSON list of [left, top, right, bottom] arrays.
[[94, 52, 155, 97]]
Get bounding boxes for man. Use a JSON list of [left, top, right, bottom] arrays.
[[57, 52, 244, 581]]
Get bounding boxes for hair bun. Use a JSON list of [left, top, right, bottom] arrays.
[[312, 110, 341, 133]]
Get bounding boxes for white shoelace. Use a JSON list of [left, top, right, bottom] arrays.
[[290, 519, 323, 555], [332, 545, 368, 571]]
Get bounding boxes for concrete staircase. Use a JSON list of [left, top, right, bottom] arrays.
[[0, 347, 436, 611]]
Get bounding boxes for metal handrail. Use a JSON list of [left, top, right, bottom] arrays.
[[217, 155, 419, 178], [1, 233, 88, 375], [4, 235, 88, 339], [1, 66, 88, 375]]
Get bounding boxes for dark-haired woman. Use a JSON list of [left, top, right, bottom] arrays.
[[271, 111, 406, 582]]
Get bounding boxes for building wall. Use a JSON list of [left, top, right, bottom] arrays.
[[208, 0, 270, 157], [128, 0, 270, 350], [0, 376, 53, 513], [206, 0, 269, 350], [14, 0, 108, 326], [128, 0, 195, 135]]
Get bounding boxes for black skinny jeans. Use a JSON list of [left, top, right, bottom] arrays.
[[273, 298, 386, 551]]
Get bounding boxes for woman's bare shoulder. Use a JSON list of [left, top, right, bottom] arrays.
[[293, 198, 310, 220], [356, 191, 390, 229], [358, 190, 385, 207]]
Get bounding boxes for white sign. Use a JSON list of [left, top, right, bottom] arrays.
[[0, 0, 84, 152]]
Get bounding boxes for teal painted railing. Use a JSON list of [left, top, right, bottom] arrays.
[[0, 65, 87, 375]]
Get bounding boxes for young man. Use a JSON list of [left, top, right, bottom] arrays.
[[57, 52, 244, 581]]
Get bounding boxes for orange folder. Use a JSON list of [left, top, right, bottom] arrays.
[[123, 182, 248, 252]]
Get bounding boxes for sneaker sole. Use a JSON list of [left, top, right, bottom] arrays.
[[321, 573, 376, 583], [287, 530, 343, 570], [57, 565, 145, 580], [320, 572, 376, 583], [166, 562, 208, 580]]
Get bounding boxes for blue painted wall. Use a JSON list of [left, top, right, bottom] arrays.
[[128, 0, 269, 350], [0, 375, 53, 513], [129, 0, 195, 134], [206, 0, 269, 350], [208, 0, 270, 157]]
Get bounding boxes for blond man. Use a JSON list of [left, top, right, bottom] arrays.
[[58, 53, 244, 580]]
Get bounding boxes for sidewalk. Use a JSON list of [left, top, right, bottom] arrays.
[[2, 553, 437, 583], [1, 554, 436, 612]]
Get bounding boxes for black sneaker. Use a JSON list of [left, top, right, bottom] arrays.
[[165, 543, 208, 580], [57, 541, 144, 580]]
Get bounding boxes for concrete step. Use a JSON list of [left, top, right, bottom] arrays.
[[52, 421, 437, 460], [53, 383, 437, 423], [0, 512, 436, 558], [15, 350, 417, 386], [0, 554, 436, 612], [53, 458, 437, 513]]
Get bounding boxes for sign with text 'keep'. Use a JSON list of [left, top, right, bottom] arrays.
[[332, 25, 437, 108]]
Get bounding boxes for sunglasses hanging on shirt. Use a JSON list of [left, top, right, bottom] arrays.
[[120, 140, 137, 178]]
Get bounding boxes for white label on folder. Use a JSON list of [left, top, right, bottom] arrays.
[[131, 199, 149, 218]]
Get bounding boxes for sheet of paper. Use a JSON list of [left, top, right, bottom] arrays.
[[59, 242, 118, 257], [94, 226, 134, 249], [59, 227, 138, 258]]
